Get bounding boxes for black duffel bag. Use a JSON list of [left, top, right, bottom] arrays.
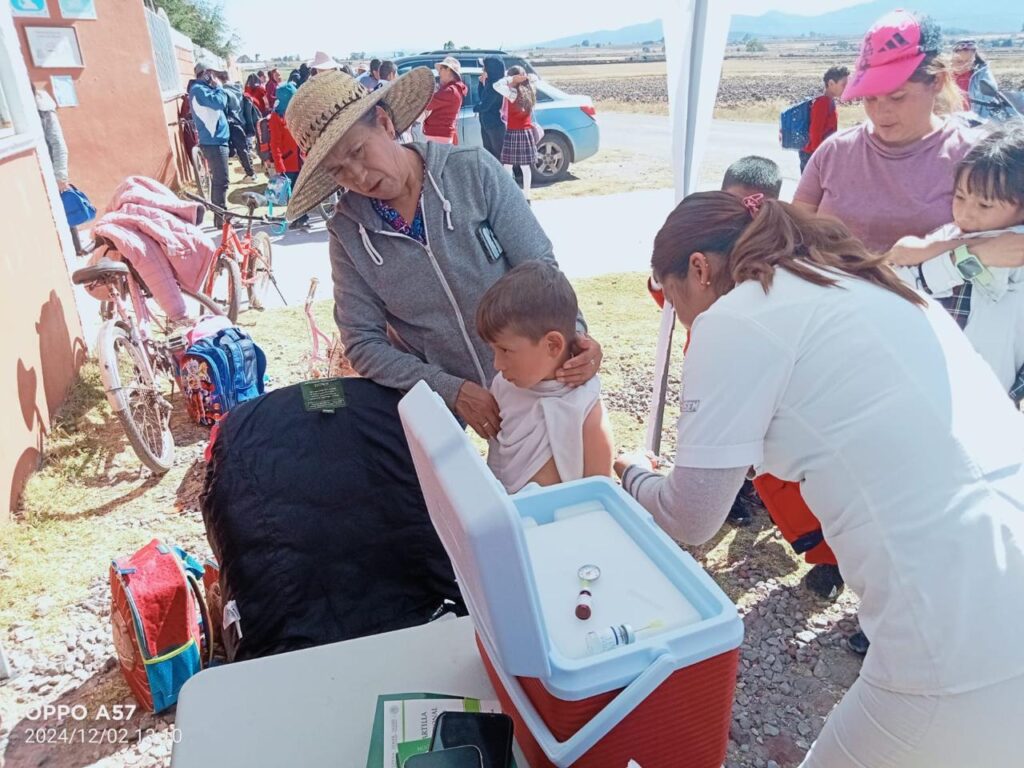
[[201, 378, 464, 661]]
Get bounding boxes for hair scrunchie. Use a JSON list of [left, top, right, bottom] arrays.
[[742, 193, 764, 218]]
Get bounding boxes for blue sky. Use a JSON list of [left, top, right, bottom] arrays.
[[220, 0, 869, 59]]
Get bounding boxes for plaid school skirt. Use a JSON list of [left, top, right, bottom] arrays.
[[501, 128, 537, 166]]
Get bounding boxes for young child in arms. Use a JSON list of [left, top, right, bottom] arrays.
[[890, 126, 1024, 403], [476, 261, 614, 493]]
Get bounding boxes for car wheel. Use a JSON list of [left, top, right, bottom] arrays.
[[533, 132, 572, 183]]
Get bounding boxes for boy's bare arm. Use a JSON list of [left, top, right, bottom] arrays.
[[582, 400, 614, 479]]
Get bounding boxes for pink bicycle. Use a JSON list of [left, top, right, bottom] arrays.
[[72, 237, 225, 473]]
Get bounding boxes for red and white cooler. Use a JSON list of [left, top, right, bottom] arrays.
[[399, 382, 743, 767]]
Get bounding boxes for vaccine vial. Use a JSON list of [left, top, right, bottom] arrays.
[[575, 590, 593, 620], [585, 624, 636, 655]]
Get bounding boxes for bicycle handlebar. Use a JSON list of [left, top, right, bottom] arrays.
[[182, 191, 285, 224]]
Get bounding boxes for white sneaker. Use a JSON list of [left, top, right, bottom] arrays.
[[242, 174, 258, 183]]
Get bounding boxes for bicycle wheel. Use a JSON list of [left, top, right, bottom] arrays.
[[246, 231, 273, 310], [99, 322, 175, 473], [206, 256, 241, 322], [191, 146, 211, 198]]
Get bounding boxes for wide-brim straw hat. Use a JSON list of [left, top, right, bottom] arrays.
[[284, 67, 434, 222]]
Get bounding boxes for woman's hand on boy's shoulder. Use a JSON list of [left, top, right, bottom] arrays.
[[556, 334, 603, 387]]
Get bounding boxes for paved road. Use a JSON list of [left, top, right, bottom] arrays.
[[597, 112, 802, 196], [251, 114, 801, 310]]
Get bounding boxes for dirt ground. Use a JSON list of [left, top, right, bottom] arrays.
[[546, 49, 1024, 122]]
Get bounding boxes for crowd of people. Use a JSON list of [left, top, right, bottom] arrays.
[[183, 49, 549, 229]]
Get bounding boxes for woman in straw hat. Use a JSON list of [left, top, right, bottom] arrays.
[[284, 68, 602, 439]]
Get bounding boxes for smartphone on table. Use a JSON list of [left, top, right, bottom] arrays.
[[405, 745, 483, 768], [429, 711, 514, 768]]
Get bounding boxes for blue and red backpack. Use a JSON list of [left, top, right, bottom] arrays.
[[180, 326, 267, 426]]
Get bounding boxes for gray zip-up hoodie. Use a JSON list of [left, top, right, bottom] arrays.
[[328, 142, 585, 409]]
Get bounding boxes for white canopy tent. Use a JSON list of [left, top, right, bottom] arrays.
[[645, 0, 733, 454]]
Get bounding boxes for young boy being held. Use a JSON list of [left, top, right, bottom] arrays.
[[721, 155, 783, 200], [477, 262, 614, 493], [650, 156, 784, 308]]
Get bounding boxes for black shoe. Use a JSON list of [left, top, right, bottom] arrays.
[[803, 563, 845, 599], [727, 496, 753, 526], [846, 630, 870, 656], [288, 215, 310, 231], [727, 479, 759, 526]]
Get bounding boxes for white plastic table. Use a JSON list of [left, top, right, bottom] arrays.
[[171, 616, 530, 768]]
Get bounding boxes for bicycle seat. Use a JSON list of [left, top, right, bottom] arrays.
[[242, 192, 267, 210], [72, 258, 129, 285]]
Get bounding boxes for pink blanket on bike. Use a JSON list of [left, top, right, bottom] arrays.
[[92, 177, 216, 321]]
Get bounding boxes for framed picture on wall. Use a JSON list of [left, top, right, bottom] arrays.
[[11, 0, 50, 18], [25, 27, 84, 68], [58, 0, 97, 20]]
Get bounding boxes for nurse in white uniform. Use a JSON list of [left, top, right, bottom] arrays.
[[615, 191, 1024, 767]]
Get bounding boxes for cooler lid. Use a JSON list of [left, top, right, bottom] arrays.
[[399, 381, 552, 678]]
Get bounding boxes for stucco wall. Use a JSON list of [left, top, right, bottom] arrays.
[[15, 0, 178, 213], [0, 148, 85, 521]]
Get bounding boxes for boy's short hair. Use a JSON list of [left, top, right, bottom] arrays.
[[379, 60, 396, 80], [370, 58, 382, 73], [477, 262, 578, 345], [824, 65, 850, 85], [721, 155, 782, 199]]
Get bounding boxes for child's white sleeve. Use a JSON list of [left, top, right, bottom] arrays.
[[492, 77, 514, 100]]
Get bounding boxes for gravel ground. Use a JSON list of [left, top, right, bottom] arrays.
[[1, 444, 209, 768]]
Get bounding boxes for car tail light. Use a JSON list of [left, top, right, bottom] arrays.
[[580, 105, 597, 119]]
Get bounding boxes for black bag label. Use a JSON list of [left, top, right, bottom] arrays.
[[301, 378, 347, 413]]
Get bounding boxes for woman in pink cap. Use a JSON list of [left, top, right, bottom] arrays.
[[795, 11, 976, 254]]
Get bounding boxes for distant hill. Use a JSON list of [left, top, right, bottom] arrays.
[[528, 1, 1022, 48], [731, 1, 1022, 38], [530, 20, 663, 49]]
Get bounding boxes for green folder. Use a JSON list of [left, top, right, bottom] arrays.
[[365, 693, 517, 768], [365, 693, 462, 768]]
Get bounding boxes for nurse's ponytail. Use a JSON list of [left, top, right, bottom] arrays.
[[652, 191, 925, 308]]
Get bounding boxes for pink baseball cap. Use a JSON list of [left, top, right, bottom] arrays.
[[843, 9, 932, 100]]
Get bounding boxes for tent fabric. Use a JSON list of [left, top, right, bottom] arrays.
[[200, 378, 464, 662], [647, 0, 732, 453]]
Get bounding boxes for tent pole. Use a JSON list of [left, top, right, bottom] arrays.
[[645, 0, 732, 456]]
